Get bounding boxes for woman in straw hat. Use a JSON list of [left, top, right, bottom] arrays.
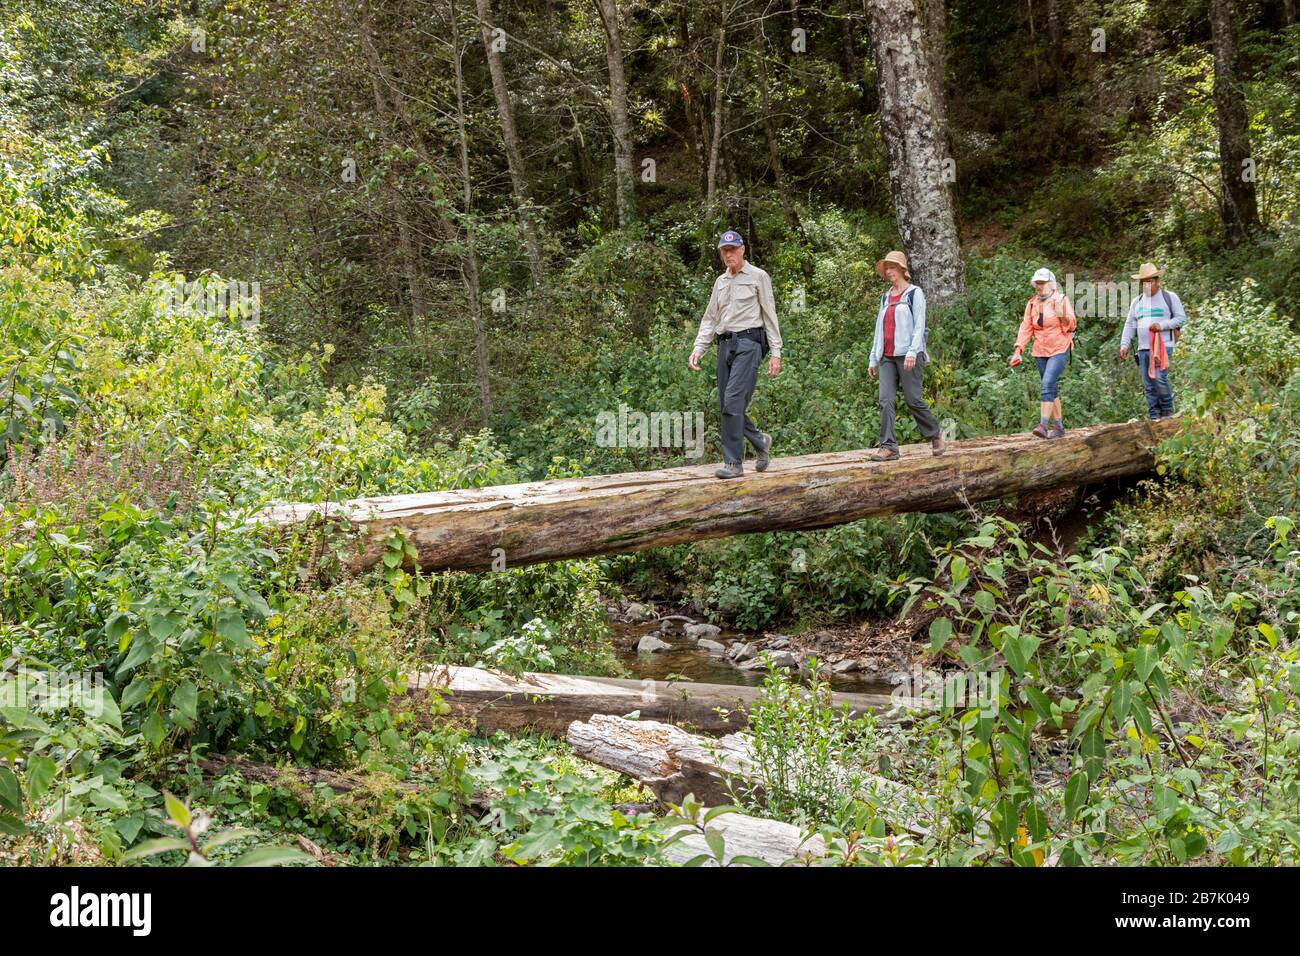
[[866, 250, 945, 461], [1119, 262, 1185, 419], [1010, 267, 1077, 438]]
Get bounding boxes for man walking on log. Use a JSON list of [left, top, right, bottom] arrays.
[[688, 230, 783, 479]]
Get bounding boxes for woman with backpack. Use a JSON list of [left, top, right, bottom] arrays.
[[866, 250, 945, 461], [1119, 262, 1186, 419], [1009, 267, 1077, 438]]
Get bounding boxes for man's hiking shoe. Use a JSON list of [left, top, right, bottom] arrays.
[[867, 447, 900, 462], [931, 434, 946, 457], [715, 462, 744, 479], [755, 432, 773, 472], [1047, 425, 1066, 439], [1031, 422, 1050, 439]]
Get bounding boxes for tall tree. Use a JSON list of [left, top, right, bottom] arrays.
[[865, 0, 965, 303], [706, 21, 728, 210], [451, 0, 493, 423], [757, 19, 803, 234], [920, 0, 948, 131], [358, 0, 434, 359], [592, 0, 637, 227], [474, 0, 545, 285], [675, 5, 710, 196], [1209, 0, 1260, 247]]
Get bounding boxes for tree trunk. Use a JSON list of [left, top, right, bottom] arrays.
[[451, 0, 493, 424], [920, 0, 948, 131], [706, 24, 727, 211], [866, 0, 965, 304], [257, 419, 1179, 572], [474, 0, 545, 284], [358, 2, 434, 361], [676, 7, 710, 196], [1046, 0, 1064, 68], [1209, 0, 1260, 247], [593, 0, 637, 227], [758, 25, 803, 234]]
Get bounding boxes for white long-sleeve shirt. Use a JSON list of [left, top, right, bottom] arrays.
[[693, 261, 783, 358], [1121, 288, 1187, 350]]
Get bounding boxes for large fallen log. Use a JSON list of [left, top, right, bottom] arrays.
[[566, 714, 930, 836], [411, 665, 914, 736], [254, 419, 1178, 572]]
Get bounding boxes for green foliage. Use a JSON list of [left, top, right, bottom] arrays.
[[120, 791, 313, 867], [742, 659, 881, 827], [877, 514, 1300, 865], [472, 738, 667, 866]]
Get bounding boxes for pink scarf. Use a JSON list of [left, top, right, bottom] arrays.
[[1148, 327, 1168, 377]]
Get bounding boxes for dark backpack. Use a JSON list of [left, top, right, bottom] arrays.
[[1162, 289, 1183, 342]]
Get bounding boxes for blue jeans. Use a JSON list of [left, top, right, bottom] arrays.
[[1134, 347, 1175, 418], [1034, 351, 1068, 402]]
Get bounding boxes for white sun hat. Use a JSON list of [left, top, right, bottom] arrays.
[[1031, 267, 1056, 286]]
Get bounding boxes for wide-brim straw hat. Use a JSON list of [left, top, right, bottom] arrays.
[[1132, 261, 1162, 281], [875, 250, 910, 279]]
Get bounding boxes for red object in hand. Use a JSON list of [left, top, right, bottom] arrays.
[[1009, 353, 1022, 367]]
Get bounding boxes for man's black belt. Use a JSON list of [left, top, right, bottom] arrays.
[[715, 327, 765, 343]]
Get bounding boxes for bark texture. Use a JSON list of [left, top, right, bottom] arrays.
[[475, 0, 546, 283], [1209, 0, 1260, 247], [866, 0, 965, 303], [257, 419, 1179, 573], [593, 0, 637, 226]]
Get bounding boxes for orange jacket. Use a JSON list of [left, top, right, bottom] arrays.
[[1015, 292, 1077, 358]]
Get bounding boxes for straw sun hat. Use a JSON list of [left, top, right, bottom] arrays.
[[875, 250, 910, 280]]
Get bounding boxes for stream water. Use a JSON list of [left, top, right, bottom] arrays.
[[610, 616, 897, 696]]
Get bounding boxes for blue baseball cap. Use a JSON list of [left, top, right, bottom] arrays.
[[717, 230, 745, 248]]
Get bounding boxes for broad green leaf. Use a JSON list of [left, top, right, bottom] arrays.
[[929, 616, 952, 653], [704, 827, 727, 861], [164, 791, 191, 827], [0, 766, 21, 813], [142, 712, 167, 747], [1064, 772, 1089, 820], [119, 634, 159, 672], [1134, 644, 1157, 682], [172, 681, 198, 721], [199, 651, 234, 685], [121, 676, 153, 710], [232, 846, 314, 867], [25, 754, 57, 800], [215, 608, 252, 648], [121, 837, 190, 862]]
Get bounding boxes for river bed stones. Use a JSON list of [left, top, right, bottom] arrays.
[[637, 634, 672, 654], [684, 622, 722, 640]]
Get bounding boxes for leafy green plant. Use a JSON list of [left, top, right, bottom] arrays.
[[742, 658, 880, 827], [120, 791, 312, 867]]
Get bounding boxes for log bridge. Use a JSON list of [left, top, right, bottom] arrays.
[[255, 418, 1177, 572]]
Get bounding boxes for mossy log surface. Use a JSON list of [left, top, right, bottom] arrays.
[[256, 419, 1178, 572]]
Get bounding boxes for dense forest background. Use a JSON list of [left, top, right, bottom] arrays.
[[1, 0, 1298, 867]]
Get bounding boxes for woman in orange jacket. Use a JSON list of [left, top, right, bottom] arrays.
[[1010, 267, 1077, 438]]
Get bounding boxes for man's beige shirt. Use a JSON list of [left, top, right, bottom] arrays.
[[693, 261, 783, 358]]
